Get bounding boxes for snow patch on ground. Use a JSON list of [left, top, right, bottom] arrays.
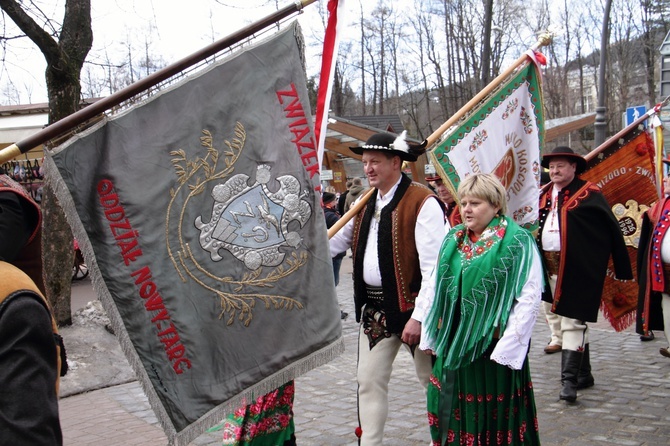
[[71, 300, 110, 327]]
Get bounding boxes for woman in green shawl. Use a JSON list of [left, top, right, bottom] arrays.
[[420, 173, 542, 445]]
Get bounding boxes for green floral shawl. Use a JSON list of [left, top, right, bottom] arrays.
[[424, 215, 536, 370]]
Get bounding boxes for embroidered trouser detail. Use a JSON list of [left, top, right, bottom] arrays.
[[356, 320, 432, 446]]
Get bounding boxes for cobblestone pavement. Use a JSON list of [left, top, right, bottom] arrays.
[[60, 256, 670, 445]]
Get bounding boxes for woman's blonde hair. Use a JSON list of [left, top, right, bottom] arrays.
[[457, 173, 507, 215]]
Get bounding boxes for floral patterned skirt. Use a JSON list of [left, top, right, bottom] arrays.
[[213, 381, 296, 446], [427, 354, 540, 445]]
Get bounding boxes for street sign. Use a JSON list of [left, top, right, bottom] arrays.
[[626, 105, 647, 127], [660, 105, 670, 124], [321, 169, 333, 181]]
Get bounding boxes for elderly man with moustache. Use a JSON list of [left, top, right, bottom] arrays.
[[329, 131, 445, 445], [537, 146, 632, 403]]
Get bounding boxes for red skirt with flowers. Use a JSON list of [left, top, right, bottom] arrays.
[[215, 381, 296, 446], [427, 353, 540, 445]]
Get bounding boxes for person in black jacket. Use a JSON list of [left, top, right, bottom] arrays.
[[323, 192, 346, 286], [0, 174, 63, 446], [323, 192, 348, 320], [337, 180, 352, 217], [537, 147, 632, 403]]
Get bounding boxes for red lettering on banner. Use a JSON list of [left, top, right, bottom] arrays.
[[98, 180, 192, 375], [276, 83, 298, 102], [277, 83, 320, 185], [144, 293, 165, 312], [289, 118, 308, 128], [131, 266, 192, 375], [151, 309, 170, 323], [290, 126, 311, 146]]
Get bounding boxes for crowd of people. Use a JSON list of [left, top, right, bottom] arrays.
[[321, 132, 660, 445], [1, 126, 665, 446]]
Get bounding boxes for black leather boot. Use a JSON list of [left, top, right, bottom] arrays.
[[559, 349, 582, 402], [577, 344, 594, 390]]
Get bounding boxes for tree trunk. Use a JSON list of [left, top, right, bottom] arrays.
[[43, 59, 87, 325], [41, 183, 74, 325]]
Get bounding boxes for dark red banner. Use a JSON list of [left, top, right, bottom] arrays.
[[582, 128, 659, 331]]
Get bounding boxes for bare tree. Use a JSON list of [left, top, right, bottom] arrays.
[[0, 0, 92, 325], [410, 2, 436, 136], [638, 0, 670, 106]]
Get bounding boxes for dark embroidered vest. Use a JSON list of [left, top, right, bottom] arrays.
[[351, 174, 434, 333], [646, 197, 670, 292]]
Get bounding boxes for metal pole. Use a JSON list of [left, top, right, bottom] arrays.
[[594, 0, 613, 147], [0, 0, 316, 164]]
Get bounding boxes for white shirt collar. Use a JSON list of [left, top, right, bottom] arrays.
[[377, 175, 403, 201]]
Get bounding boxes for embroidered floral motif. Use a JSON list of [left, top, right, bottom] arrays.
[[362, 306, 393, 349], [219, 382, 295, 445], [456, 218, 507, 263]]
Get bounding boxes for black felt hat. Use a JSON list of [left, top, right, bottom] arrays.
[[541, 146, 587, 174], [350, 131, 426, 162], [322, 192, 337, 205]]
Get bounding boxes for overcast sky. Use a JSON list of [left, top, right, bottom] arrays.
[[0, 0, 359, 104]]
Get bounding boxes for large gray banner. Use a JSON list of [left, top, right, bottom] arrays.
[[47, 23, 342, 445]]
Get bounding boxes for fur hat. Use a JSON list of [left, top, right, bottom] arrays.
[[350, 131, 426, 162], [322, 192, 337, 205], [541, 146, 587, 174]]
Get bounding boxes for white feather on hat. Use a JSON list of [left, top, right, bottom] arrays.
[[390, 130, 409, 155]]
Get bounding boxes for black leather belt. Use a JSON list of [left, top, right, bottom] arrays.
[[365, 285, 384, 302]]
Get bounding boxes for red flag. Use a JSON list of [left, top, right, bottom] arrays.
[[313, 0, 346, 182]]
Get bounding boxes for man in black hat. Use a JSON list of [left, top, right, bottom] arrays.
[[329, 131, 445, 445], [537, 146, 632, 403]]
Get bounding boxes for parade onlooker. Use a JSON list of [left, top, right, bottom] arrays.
[[323, 191, 349, 320], [421, 173, 542, 445], [338, 179, 352, 216], [537, 146, 632, 402], [329, 131, 444, 446], [323, 191, 346, 286], [425, 172, 461, 228], [344, 177, 366, 213]]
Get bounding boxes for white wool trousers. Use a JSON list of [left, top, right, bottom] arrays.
[[543, 274, 588, 351], [661, 293, 670, 347], [356, 323, 432, 446]]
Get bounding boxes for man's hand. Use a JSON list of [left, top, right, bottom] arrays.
[[401, 318, 421, 346]]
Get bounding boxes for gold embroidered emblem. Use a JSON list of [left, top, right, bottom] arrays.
[[612, 199, 649, 249], [165, 123, 308, 326]]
